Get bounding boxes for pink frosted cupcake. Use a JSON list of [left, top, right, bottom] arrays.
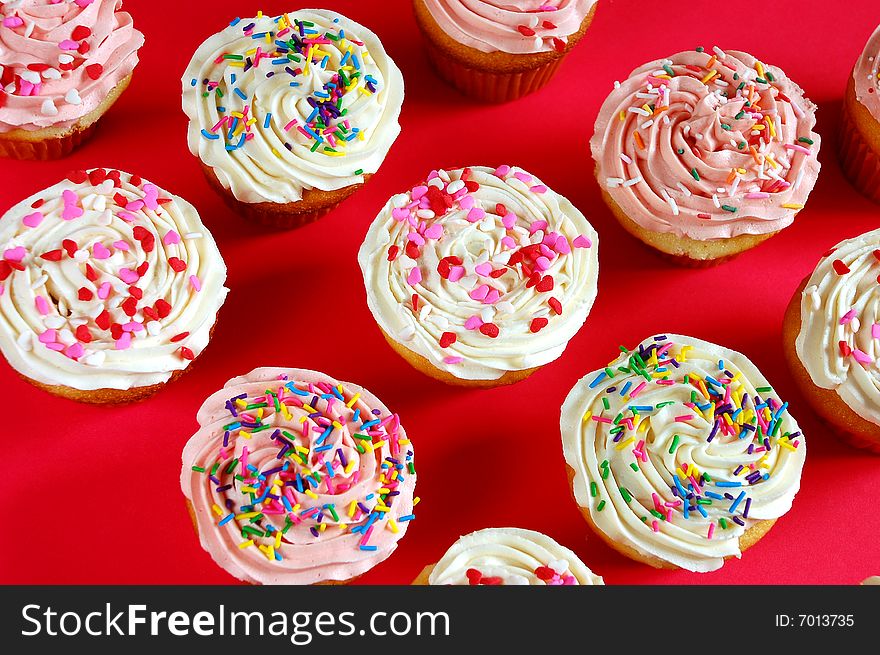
[[0, 0, 143, 160]]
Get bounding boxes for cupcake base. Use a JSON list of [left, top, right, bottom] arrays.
[[0, 73, 133, 160], [838, 76, 880, 204], [380, 328, 539, 388], [200, 163, 367, 229], [413, 0, 597, 103], [411, 564, 434, 585], [782, 279, 880, 453], [565, 464, 777, 570], [599, 186, 778, 266]]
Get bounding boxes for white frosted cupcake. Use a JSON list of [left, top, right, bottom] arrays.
[[0, 168, 228, 403], [561, 334, 806, 572], [413, 527, 603, 585], [182, 9, 404, 228], [358, 165, 599, 387]]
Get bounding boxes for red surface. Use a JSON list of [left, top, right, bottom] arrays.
[[1, 0, 879, 585]]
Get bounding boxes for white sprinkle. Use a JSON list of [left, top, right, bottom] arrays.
[[496, 301, 515, 315], [605, 177, 624, 188], [418, 304, 431, 321], [42, 67, 61, 80], [19, 70, 41, 85], [44, 316, 66, 329], [730, 176, 741, 197], [661, 188, 679, 216], [184, 232, 203, 240], [676, 182, 692, 197], [398, 325, 416, 341], [793, 168, 805, 192], [84, 350, 106, 367], [58, 53, 74, 65], [480, 307, 494, 322], [73, 249, 89, 262], [30, 274, 48, 289], [619, 153, 632, 165], [40, 98, 58, 116], [713, 46, 727, 59], [16, 332, 33, 352], [628, 106, 651, 117], [623, 176, 643, 187], [446, 179, 465, 194], [416, 209, 435, 219], [613, 80, 621, 89], [146, 321, 162, 336], [640, 119, 654, 130], [712, 193, 721, 208], [427, 177, 444, 189]]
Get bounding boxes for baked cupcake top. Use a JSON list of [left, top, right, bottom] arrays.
[[853, 24, 880, 122], [428, 527, 603, 585], [796, 228, 880, 427], [0, 169, 228, 391], [591, 47, 821, 241], [358, 165, 599, 382], [560, 334, 805, 572], [182, 9, 404, 204], [420, 0, 597, 54], [0, 0, 143, 132], [181, 367, 417, 585]]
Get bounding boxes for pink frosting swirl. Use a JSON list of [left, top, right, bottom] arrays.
[[181, 368, 417, 585], [421, 0, 596, 54], [590, 47, 821, 240], [853, 24, 880, 123], [0, 0, 143, 132]]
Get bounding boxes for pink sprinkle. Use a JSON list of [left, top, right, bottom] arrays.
[[458, 195, 475, 210], [142, 184, 160, 210], [513, 171, 533, 184], [35, 296, 50, 315], [115, 332, 132, 350], [424, 224, 443, 240], [651, 520, 660, 533], [190, 275, 202, 292], [125, 200, 145, 212], [448, 266, 466, 282], [840, 309, 857, 325], [535, 256, 551, 271], [484, 288, 501, 304], [65, 343, 84, 360], [113, 240, 129, 251], [529, 220, 548, 235], [554, 235, 571, 254], [572, 235, 592, 249], [3, 246, 26, 262], [467, 207, 486, 223], [502, 212, 516, 229], [407, 231, 425, 246], [163, 230, 181, 245], [474, 262, 492, 276], [501, 236, 516, 249], [411, 185, 428, 200], [873, 324, 880, 339], [464, 315, 482, 330], [675, 415, 695, 422], [22, 212, 43, 228], [469, 284, 489, 301], [529, 185, 548, 194], [443, 356, 464, 365], [97, 282, 112, 299], [745, 192, 770, 199], [119, 268, 139, 284], [59, 39, 80, 50], [391, 207, 410, 221], [38, 329, 57, 344], [45, 342, 65, 352], [784, 143, 812, 155], [406, 267, 421, 286], [92, 242, 111, 260], [61, 190, 83, 220], [123, 321, 145, 333], [74, 0, 95, 7], [852, 348, 873, 364], [707, 523, 716, 540], [117, 211, 136, 223], [3, 16, 24, 28], [494, 165, 511, 177]]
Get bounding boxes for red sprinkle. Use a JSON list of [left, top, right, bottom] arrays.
[[387, 245, 399, 261], [517, 24, 536, 36], [439, 332, 456, 348], [179, 347, 195, 361], [71, 25, 91, 41], [411, 294, 420, 313], [404, 241, 420, 260], [85, 63, 103, 80], [62, 239, 78, 258], [87, 168, 106, 186], [552, 37, 566, 53], [67, 170, 88, 184], [121, 296, 138, 317], [84, 263, 98, 282], [136, 261, 149, 277], [495, 203, 507, 216], [535, 275, 554, 293], [530, 317, 549, 333], [832, 259, 850, 275], [75, 325, 92, 343], [548, 297, 563, 315], [95, 310, 111, 330], [839, 341, 852, 357], [479, 323, 499, 338], [77, 287, 93, 301], [0, 261, 10, 281], [40, 250, 63, 262], [128, 286, 143, 300], [465, 569, 482, 585], [155, 299, 172, 319], [534, 566, 556, 581], [170, 332, 190, 343], [168, 257, 187, 273], [110, 323, 124, 340]]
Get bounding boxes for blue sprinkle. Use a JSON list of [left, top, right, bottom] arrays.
[[201, 129, 220, 140], [729, 491, 746, 514], [398, 514, 415, 522], [715, 480, 742, 488], [230, 17, 241, 26], [264, 113, 272, 128], [190, 78, 197, 87], [588, 372, 607, 389], [234, 87, 247, 101], [360, 545, 378, 551], [218, 514, 234, 526]]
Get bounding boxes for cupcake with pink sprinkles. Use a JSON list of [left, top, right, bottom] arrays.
[[358, 165, 599, 388]]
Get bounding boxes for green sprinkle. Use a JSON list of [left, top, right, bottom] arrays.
[[282, 516, 293, 534], [703, 473, 712, 482], [663, 64, 675, 77], [690, 168, 700, 181], [697, 499, 712, 506], [721, 204, 738, 213], [719, 518, 729, 529], [225, 458, 239, 474], [354, 168, 364, 175], [677, 148, 685, 155], [354, 434, 372, 440], [735, 110, 746, 120], [669, 434, 681, 454], [737, 141, 747, 149], [798, 137, 814, 145], [242, 526, 264, 537], [766, 71, 775, 82], [733, 73, 739, 80], [223, 54, 244, 60], [630, 463, 640, 472], [191, 466, 205, 473], [590, 481, 598, 497], [756, 77, 767, 84], [650, 509, 665, 520], [597, 500, 606, 512], [720, 123, 731, 130], [602, 397, 610, 410], [282, 430, 297, 442], [755, 386, 772, 393], [696, 46, 705, 52], [327, 505, 339, 522], [210, 462, 220, 476], [249, 513, 265, 524], [252, 424, 272, 433], [620, 487, 633, 503]]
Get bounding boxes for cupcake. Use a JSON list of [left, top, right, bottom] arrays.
[[0, 168, 228, 403], [181, 367, 417, 585], [560, 334, 806, 572], [783, 228, 880, 453], [182, 9, 404, 229], [591, 46, 821, 266], [413, 0, 598, 103], [0, 0, 144, 160], [412, 527, 603, 585], [358, 165, 599, 388], [840, 25, 880, 203]]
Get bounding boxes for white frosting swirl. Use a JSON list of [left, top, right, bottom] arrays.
[[181, 9, 404, 204], [428, 527, 603, 585], [796, 228, 880, 426], [0, 168, 228, 391], [560, 334, 805, 572], [358, 165, 599, 381]]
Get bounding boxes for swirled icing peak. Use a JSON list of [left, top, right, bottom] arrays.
[[428, 527, 603, 585], [181, 368, 417, 585], [0, 168, 228, 391], [358, 165, 599, 382], [796, 228, 880, 427], [421, 0, 596, 54], [591, 46, 821, 241], [0, 0, 143, 132], [853, 24, 880, 123], [560, 334, 805, 572], [182, 9, 404, 204]]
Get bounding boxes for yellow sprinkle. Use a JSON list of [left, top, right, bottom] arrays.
[[413, 497, 421, 506], [238, 540, 254, 549], [319, 523, 327, 532], [272, 148, 282, 159], [582, 410, 593, 423], [373, 505, 390, 513], [238, 430, 252, 440], [236, 511, 261, 520], [305, 489, 318, 499], [235, 397, 247, 407], [264, 545, 275, 561], [274, 531, 282, 549], [346, 393, 361, 408], [387, 519, 399, 534], [298, 415, 307, 424], [332, 421, 343, 430], [303, 404, 317, 413], [619, 110, 626, 121], [755, 61, 766, 79], [212, 504, 223, 516], [348, 500, 358, 517], [228, 61, 245, 68], [616, 436, 636, 450], [701, 70, 718, 84], [240, 486, 258, 493], [782, 203, 804, 210], [345, 460, 356, 474], [778, 439, 797, 452]]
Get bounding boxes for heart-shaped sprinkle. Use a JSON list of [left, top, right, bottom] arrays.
[[70, 25, 91, 41], [118, 268, 139, 284], [22, 212, 43, 228], [85, 63, 103, 80], [163, 230, 180, 245], [91, 242, 111, 260], [3, 246, 26, 262]]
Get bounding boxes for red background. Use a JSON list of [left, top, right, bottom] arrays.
[[1, 0, 878, 585]]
